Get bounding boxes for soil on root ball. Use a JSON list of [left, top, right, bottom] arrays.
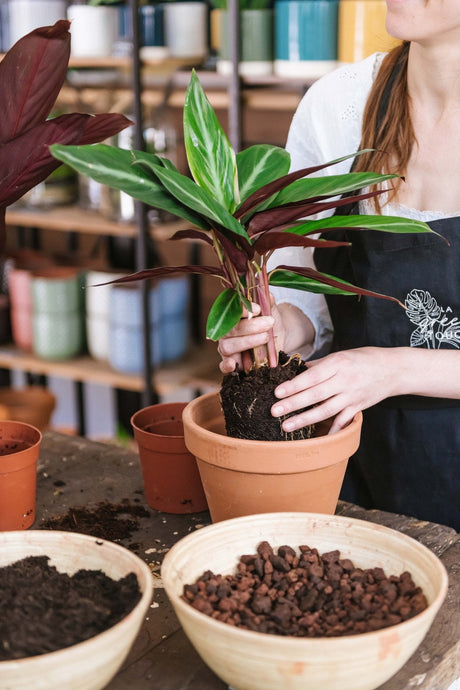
[[220, 351, 315, 441]]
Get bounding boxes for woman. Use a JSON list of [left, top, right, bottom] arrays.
[[218, 0, 460, 529]]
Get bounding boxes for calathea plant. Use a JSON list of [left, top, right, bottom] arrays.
[[0, 20, 131, 248], [50, 71, 432, 441]]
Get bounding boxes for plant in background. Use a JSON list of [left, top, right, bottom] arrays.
[[88, 0, 122, 5], [51, 70, 433, 440], [0, 20, 131, 247]]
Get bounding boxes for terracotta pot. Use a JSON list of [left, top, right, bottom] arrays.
[[0, 387, 56, 430], [0, 420, 42, 530], [182, 391, 363, 522], [131, 402, 208, 514]]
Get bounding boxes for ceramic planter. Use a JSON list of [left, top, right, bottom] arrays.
[[0, 420, 42, 530], [85, 269, 127, 361], [338, 0, 399, 63], [163, 2, 207, 61], [31, 267, 85, 360], [182, 391, 362, 522], [131, 402, 208, 514], [274, 0, 339, 78], [218, 9, 274, 77], [8, 0, 67, 46], [67, 5, 119, 58]]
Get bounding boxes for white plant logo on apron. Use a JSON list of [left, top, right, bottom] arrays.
[[405, 289, 460, 348]]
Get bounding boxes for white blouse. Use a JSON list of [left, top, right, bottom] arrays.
[[269, 52, 456, 358]]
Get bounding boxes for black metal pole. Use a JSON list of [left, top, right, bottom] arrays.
[[130, 0, 158, 408], [227, 0, 241, 152]]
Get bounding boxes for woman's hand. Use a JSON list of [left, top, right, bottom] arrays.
[[218, 299, 317, 374], [218, 301, 284, 374], [271, 347, 400, 434]]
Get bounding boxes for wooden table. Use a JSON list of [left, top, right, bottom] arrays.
[[34, 431, 460, 690]]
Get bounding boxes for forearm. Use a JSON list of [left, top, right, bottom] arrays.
[[277, 303, 316, 354], [389, 347, 460, 399]]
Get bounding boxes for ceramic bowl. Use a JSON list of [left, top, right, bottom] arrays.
[[161, 512, 448, 690], [0, 530, 154, 690]]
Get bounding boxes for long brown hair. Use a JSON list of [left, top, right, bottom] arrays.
[[353, 41, 413, 209]]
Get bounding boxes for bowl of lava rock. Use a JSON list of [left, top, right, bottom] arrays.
[[0, 530, 153, 690], [161, 512, 448, 690]]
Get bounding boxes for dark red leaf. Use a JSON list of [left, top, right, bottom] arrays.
[[248, 189, 385, 234], [170, 229, 214, 246], [0, 21, 71, 144], [78, 113, 133, 145], [215, 229, 253, 272], [236, 159, 365, 218], [0, 209, 5, 254], [253, 231, 350, 253], [0, 113, 131, 207], [275, 264, 402, 304], [90, 265, 226, 286]]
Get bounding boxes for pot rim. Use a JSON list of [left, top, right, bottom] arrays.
[[183, 391, 362, 447], [161, 511, 449, 648]]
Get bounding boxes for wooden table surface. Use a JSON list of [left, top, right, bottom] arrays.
[[34, 431, 460, 690]]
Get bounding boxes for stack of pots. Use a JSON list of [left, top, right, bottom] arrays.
[[274, 0, 339, 78], [85, 270, 127, 362], [8, 258, 85, 361], [31, 267, 85, 360], [108, 276, 190, 374], [7, 252, 54, 353]]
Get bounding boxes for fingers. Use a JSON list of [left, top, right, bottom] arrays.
[[217, 310, 275, 373], [270, 351, 364, 434]]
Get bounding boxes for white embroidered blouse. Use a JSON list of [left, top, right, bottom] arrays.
[[269, 52, 456, 358]]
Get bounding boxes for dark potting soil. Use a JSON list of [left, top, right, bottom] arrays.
[[0, 555, 141, 661], [220, 351, 315, 441], [183, 541, 428, 638], [41, 499, 151, 544]]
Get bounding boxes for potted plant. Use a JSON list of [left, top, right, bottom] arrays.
[[50, 71, 433, 519]]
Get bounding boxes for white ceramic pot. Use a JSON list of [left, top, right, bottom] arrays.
[[164, 2, 207, 60], [67, 5, 119, 58], [162, 512, 448, 690], [9, 0, 67, 46], [85, 270, 126, 361]]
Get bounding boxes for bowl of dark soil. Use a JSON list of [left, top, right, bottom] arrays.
[[0, 530, 154, 690], [161, 512, 448, 690]]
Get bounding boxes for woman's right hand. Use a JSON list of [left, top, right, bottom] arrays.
[[218, 301, 285, 374]]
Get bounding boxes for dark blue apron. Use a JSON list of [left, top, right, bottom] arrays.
[[314, 214, 460, 530]]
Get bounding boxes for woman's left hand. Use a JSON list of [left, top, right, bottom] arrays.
[[271, 347, 400, 434]]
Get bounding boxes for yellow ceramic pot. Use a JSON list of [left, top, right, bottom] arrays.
[[338, 0, 400, 63]]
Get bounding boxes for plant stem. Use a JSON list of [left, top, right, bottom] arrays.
[[256, 264, 278, 368]]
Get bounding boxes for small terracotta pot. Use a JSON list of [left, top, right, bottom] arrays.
[[0, 387, 56, 430], [182, 392, 363, 522], [0, 420, 42, 531], [131, 402, 208, 514]]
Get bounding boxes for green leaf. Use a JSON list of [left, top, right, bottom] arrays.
[[236, 145, 291, 203], [50, 143, 209, 229], [184, 70, 238, 212], [272, 172, 398, 206], [269, 269, 358, 295], [140, 160, 250, 241], [289, 214, 434, 236], [206, 288, 243, 340], [269, 268, 401, 304]]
